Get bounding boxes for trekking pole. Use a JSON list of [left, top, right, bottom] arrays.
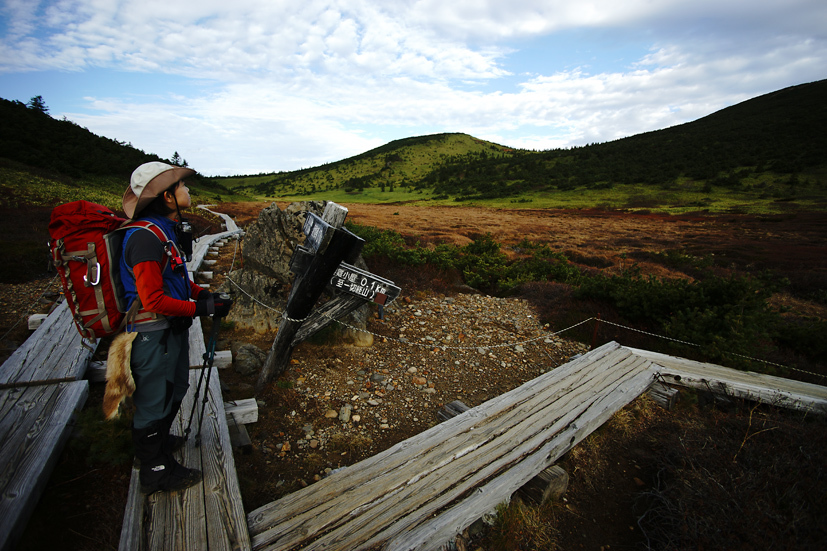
[[184, 293, 229, 446]]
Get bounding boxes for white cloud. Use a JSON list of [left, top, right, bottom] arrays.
[[1, 0, 825, 174]]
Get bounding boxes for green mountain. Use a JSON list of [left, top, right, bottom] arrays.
[[221, 79, 827, 211]]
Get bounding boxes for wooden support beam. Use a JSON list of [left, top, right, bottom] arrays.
[[0, 381, 89, 551], [437, 400, 471, 422], [646, 381, 680, 410], [225, 398, 258, 425], [516, 466, 569, 505], [214, 350, 232, 369], [228, 423, 253, 453], [290, 294, 368, 347], [27, 314, 48, 330]]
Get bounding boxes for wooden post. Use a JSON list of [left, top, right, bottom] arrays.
[[256, 204, 363, 393], [591, 312, 601, 349]]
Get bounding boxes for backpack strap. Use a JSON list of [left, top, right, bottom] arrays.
[[120, 220, 183, 331]]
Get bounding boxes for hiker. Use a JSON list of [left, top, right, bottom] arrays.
[[120, 161, 232, 494]]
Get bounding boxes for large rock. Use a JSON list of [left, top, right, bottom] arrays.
[[243, 201, 327, 283], [219, 201, 373, 347], [232, 342, 267, 376]]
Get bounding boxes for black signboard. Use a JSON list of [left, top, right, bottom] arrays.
[[330, 262, 401, 305]]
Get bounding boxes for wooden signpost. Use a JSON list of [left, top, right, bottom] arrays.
[[256, 202, 401, 393]]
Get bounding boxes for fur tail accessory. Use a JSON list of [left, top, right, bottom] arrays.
[[103, 331, 138, 420]]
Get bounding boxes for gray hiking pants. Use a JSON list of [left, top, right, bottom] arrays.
[[130, 328, 190, 430]]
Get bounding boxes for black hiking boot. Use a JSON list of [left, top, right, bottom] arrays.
[[133, 423, 202, 495]]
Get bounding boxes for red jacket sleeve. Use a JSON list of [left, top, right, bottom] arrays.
[[190, 279, 206, 300], [133, 261, 197, 317]]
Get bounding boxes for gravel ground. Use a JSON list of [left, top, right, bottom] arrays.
[[0, 275, 62, 364]]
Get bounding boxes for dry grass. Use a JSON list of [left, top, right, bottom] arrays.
[[488, 500, 560, 551], [479, 394, 827, 551]]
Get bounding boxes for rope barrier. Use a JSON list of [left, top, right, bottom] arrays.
[[219, 232, 826, 381]]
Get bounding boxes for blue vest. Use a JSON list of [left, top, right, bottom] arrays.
[[119, 214, 191, 314]]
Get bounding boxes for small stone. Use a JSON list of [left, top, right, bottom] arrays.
[[310, 439, 319, 449], [281, 442, 291, 452], [339, 404, 353, 423], [380, 424, 390, 429], [367, 399, 380, 406], [407, 367, 418, 374], [412, 376, 427, 386], [324, 409, 338, 418], [352, 415, 361, 423]]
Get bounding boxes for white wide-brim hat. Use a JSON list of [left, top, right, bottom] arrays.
[[123, 161, 195, 219]]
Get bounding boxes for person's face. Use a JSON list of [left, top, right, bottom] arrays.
[[170, 180, 192, 209]]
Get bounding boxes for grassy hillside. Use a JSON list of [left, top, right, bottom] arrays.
[[217, 133, 516, 200], [0, 97, 248, 212], [218, 80, 827, 213]]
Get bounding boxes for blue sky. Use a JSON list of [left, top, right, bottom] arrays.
[[1, 0, 825, 176]]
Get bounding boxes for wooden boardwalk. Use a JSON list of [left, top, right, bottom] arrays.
[[247, 342, 657, 551], [0, 300, 95, 551]]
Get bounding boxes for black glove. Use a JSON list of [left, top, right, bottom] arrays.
[[193, 292, 233, 318], [212, 293, 233, 318]]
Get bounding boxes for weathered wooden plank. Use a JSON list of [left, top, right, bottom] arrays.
[[247, 342, 657, 551], [382, 363, 655, 551], [185, 367, 252, 551], [626, 347, 827, 414], [188, 316, 208, 369], [248, 343, 627, 539], [0, 381, 89, 551], [0, 301, 97, 386], [117, 467, 144, 551]]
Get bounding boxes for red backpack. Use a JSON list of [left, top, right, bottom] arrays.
[[49, 200, 170, 340]]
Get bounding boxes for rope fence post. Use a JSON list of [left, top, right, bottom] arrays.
[[591, 312, 601, 349]]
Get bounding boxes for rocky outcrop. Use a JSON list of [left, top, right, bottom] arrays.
[[220, 201, 372, 346]]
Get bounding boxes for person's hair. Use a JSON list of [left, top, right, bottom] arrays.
[[142, 180, 181, 217]]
